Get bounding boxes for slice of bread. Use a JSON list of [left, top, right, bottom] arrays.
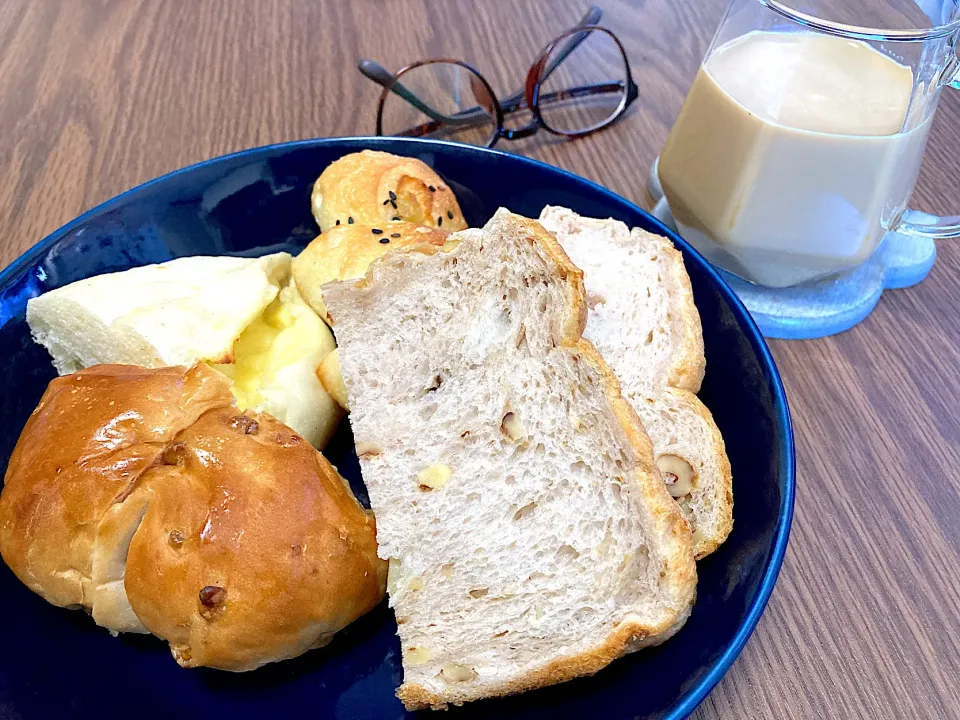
[[539, 207, 733, 559], [322, 209, 696, 710]]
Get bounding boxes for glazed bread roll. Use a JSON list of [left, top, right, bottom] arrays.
[[0, 363, 227, 633], [293, 221, 450, 322], [312, 150, 468, 232], [0, 363, 386, 671]]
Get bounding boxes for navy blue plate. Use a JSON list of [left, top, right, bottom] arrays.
[[0, 138, 793, 720]]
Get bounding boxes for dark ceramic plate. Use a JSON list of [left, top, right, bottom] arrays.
[[0, 138, 793, 720]]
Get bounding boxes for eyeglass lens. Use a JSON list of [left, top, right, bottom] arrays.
[[536, 28, 629, 135], [379, 62, 499, 147]]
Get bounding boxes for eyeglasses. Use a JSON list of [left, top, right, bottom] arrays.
[[358, 6, 638, 148]]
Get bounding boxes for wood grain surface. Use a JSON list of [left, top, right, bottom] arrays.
[[1, 1, 959, 718]]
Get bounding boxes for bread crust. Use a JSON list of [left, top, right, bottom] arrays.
[[645, 234, 705, 393], [333, 211, 696, 710], [619, 231, 731, 558], [661, 387, 733, 559], [632, 233, 731, 557], [312, 150, 468, 232]]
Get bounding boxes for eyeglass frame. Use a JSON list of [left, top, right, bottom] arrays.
[[359, 7, 639, 148]]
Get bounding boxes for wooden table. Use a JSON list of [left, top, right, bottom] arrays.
[[1, 1, 958, 717]]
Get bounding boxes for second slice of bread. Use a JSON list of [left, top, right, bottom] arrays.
[[539, 207, 733, 558], [322, 209, 696, 710]]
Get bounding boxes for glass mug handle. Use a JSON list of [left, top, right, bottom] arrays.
[[897, 56, 960, 241]]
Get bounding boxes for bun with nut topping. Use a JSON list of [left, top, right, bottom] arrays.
[[0, 362, 385, 671]]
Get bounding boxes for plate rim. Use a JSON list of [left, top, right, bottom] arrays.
[[0, 136, 795, 720]]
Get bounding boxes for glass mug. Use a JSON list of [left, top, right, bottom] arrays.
[[658, 0, 960, 287]]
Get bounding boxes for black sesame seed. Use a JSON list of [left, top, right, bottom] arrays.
[[389, 190, 397, 201], [392, 216, 401, 221], [382, 198, 390, 205], [379, 238, 390, 244], [447, 210, 454, 219], [391, 232, 401, 238], [335, 219, 340, 226], [428, 185, 436, 192], [390, 199, 397, 209], [371, 228, 383, 235], [348, 216, 354, 224], [438, 216, 443, 226]]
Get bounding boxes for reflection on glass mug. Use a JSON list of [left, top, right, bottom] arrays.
[[658, 0, 960, 287]]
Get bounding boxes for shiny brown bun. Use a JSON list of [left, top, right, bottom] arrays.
[[293, 221, 449, 321], [0, 363, 229, 633], [0, 363, 386, 671], [125, 404, 385, 671], [312, 150, 468, 232]]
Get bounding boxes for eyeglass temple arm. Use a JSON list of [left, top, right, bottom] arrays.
[[500, 5, 604, 108], [358, 59, 471, 125], [542, 6, 603, 83]]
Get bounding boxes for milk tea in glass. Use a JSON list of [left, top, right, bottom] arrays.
[[658, 0, 960, 287]]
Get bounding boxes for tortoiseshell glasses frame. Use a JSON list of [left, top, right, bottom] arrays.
[[358, 6, 638, 148]]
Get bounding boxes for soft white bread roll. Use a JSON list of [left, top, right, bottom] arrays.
[[26, 254, 342, 449], [211, 280, 343, 447], [539, 206, 733, 559], [312, 150, 468, 232], [322, 209, 695, 710], [293, 221, 449, 323], [27, 254, 290, 372], [0, 363, 386, 671]]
